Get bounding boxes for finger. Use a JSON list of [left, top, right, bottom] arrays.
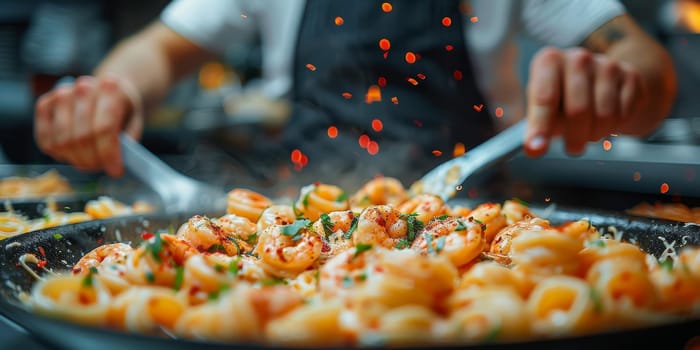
[[72, 76, 101, 170], [93, 79, 129, 177], [619, 66, 644, 124], [563, 48, 594, 156], [524, 47, 563, 157], [591, 57, 622, 141], [35, 93, 56, 155], [51, 86, 78, 164]]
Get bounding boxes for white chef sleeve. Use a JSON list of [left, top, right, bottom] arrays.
[[160, 0, 256, 54], [520, 0, 626, 47]]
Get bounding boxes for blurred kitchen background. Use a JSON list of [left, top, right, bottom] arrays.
[[0, 0, 699, 205]]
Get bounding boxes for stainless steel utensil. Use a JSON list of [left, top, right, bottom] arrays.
[[409, 119, 527, 200], [119, 134, 227, 215]]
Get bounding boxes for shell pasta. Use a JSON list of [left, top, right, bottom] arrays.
[[22, 177, 700, 347]]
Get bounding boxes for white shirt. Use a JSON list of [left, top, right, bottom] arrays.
[[161, 0, 625, 124]]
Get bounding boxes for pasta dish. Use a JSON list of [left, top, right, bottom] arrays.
[[0, 170, 73, 199], [20, 177, 700, 347], [627, 202, 700, 224]]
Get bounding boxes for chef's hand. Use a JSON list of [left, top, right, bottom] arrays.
[[523, 46, 647, 157], [34, 75, 143, 177]]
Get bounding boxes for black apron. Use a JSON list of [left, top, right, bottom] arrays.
[[285, 0, 494, 189]]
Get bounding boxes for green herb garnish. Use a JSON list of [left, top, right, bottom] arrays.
[[589, 288, 603, 313], [358, 273, 367, 281], [659, 258, 674, 272], [394, 238, 410, 249], [302, 190, 311, 208], [208, 284, 231, 300], [281, 219, 311, 240], [245, 233, 258, 245], [343, 216, 358, 240], [260, 277, 288, 286], [484, 326, 501, 342], [455, 220, 467, 231], [437, 214, 449, 220], [53, 233, 63, 240], [227, 236, 242, 254], [591, 239, 606, 248], [147, 232, 163, 263], [145, 271, 155, 283], [513, 197, 529, 207], [208, 244, 227, 254], [81, 266, 98, 287], [353, 243, 372, 259], [336, 191, 348, 202], [320, 213, 335, 238], [229, 257, 241, 276], [402, 213, 424, 243], [173, 266, 184, 290]]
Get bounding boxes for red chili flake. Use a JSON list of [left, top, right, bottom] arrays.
[[367, 141, 379, 155], [441, 17, 452, 27], [305, 63, 317, 71], [365, 85, 382, 103], [38, 246, 46, 258], [37, 260, 47, 268], [378, 77, 387, 87], [391, 96, 399, 104], [375, 266, 384, 273], [470, 16, 479, 23], [407, 77, 418, 86], [383, 52, 389, 59], [342, 92, 353, 99], [327, 126, 339, 139], [603, 140, 612, 151], [416, 73, 426, 80], [453, 143, 466, 157], [405, 52, 417, 64], [660, 183, 670, 194], [473, 104, 483, 112], [322, 241, 331, 253], [141, 231, 154, 240], [432, 150, 443, 157], [379, 38, 391, 51], [453, 70, 463, 80], [358, 134, 370, 148], [445, 44, 454, 52], [300, 154, 309, 166], [291, 149, 302, 163], [494, 107, 504, 118], [413, 120, 423, 127], [381, 2, 393, 12], [72, 267, 82, 274], [371, 119, 383, 132], [334, 16, 344, 26]]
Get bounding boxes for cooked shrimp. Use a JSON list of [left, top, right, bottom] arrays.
[[467, 202, 507, 244], [501, 199, 535, 225], [349, 176, 408, 212], [411, 217, 486, 267], [396, 194, 447, 223], [490, 217, 551, 256], [124, 234, 198, 286], [176, 215, 251, 255], [311, 210, 355, 261], [227, 188, 272, 222], [254, 221, 324, 278], [72, 243, 133, 275], [318, 246, 375, 299], [447, 204, 471, 217], [256, 205, 296, 233], [214, 214, 258, 246], [294, 183, 349, 221], [352, 205, 408, 249]]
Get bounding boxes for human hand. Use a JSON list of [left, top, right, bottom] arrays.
[[523, 46, 647, 157], [34, 75, 144, 177]]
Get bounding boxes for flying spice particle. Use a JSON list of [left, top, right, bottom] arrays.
[[379, 38, 391, 51], [470, 16, 479, 23], [334, 16, 344, 26], [453, 70, 463, 80], [545, 197, 551, 202], [342, 92, 352, 99], [473, 104, 483, 112], [327, 126, 338, 139], [432, 150, 443, 156], [365, 85, 382, 104], [405, 52, 417, 64], [367, 141, 379, 155], [391, 96, 398, 104], [603, 140, 612, 151], [413, 120, 423, 127], [494, 107, 504, 118], [383, 52, 389, 59], [445, 44, 454, 52], [455, 185, 463, 191], [358, 135, 370, 148], [660, 182, 670, 194], [305, 63, 317, 71], [381, 2, 393, 12], [407, 77, 418, 86], [240, 14, 248, 19], [378, 77, 387, 87], [416, 73, 426, 80], [371, 119, 383, 132], [453, 142, 466, 157], [291, 149, 302, 163], [633, 171, 642, 182], [441, 17, 452, 27]]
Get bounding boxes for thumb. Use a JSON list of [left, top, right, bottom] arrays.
[[524, 104, 555, 158]]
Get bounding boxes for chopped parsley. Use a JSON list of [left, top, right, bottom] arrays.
[[302, 190, 311, 208], [281, 219, 311, 240], [512, 197, 529, 207], [53, 233, 63, 240], [343, 216, 359, 240], [320, 213, 335, 238], [43, 214, 50, 223], [173, 266, 184, 290], [81, 266, 98, 287], [147, 232, 163, 263], [145, 271, 155, 283], [336, 191, 348, 202], [394, 238, 410, 249], [436, 236, 446, 253], [227, 236, 242, 253], [402, 213, 424, 243], [484, 326, 501, 342], [208, 284, 231, 300], [589, 288, 603, 313], [214, 264, 225, 272], [208, 244, 227, 254], [245, 232, 258, 245], [353, 243, 373, 259], [659, 258, 674, 272], [229, 257, 241, 276], [437, 214, 449, 220], [260, 277, 288, 286], [358, 273, 367, 281], [473, 218, 486, 231], [455, 220, 467, 231], [590, 239, 606, 248]]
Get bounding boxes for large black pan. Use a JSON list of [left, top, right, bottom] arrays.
[[0, 204, 699, 350]]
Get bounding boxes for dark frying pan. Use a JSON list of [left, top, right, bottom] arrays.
[[0, 203, 699, 350]]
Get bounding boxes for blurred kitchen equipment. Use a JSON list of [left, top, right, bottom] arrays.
[[120, 134, 227, 215], [409, 119, 527, 200]]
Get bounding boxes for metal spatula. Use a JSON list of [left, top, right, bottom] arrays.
[[119, 134, 228, 215], [409, 119, 527, 200]]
